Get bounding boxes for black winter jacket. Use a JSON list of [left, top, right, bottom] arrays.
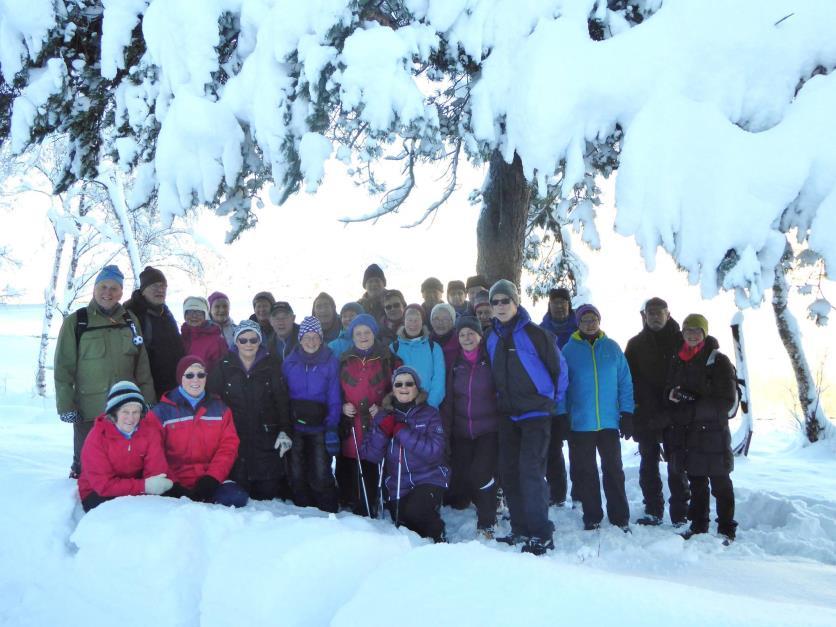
[[124, 291, 184, 397], [624, 318, 682, 434], [207, 348, 290, 481], [665, 336, 736, 477]]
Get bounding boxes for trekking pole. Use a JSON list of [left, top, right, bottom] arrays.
[[351, 425, 372, 517], [395, 445, 403, 527], [377, 461, 385, 520]]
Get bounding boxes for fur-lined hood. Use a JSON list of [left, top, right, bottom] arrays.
[[381, 389, 429, 411]]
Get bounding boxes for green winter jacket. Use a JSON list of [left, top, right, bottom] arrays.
[[54, 300, 156, 421]]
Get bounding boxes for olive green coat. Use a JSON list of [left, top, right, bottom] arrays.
[[54, 300, 156, 421]]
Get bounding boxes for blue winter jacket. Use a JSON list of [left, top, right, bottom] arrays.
[[281, 344, 341, 434], [540, 311, 578, 349], [327, 330, 353, 359], [558, 331, 635, 431], [390, 330, 446, 408], [486, 306, 569, 421]]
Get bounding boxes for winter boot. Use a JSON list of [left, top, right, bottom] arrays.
[[495, 532, 524, 546], [681, 525, 708, 540], [583, 521, 601, 531], [636, 514, 663, 526], [718, 520, 738, 545], [619, 525, 632, 534], [521, 536, 554, 556], [477, 525, 496, 541]]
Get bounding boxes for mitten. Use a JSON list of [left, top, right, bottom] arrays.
[[274, 431, 292, 458], [324, 430, 340, 456], [193, 475, 220, 502], [619, 412, 634, 440], [60, 410, 81, 423], [145, 474, 173, 495], [377, 415, 396, 438]]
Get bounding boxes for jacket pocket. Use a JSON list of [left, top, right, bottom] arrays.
[[80, 336, 106, 360]]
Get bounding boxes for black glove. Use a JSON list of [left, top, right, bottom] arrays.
[[165, 483, 191, 499], [193, 475, 220, 502], [670, 387, 697, 403], [555, 414, 570, 441], [619, 412, 634, 440]]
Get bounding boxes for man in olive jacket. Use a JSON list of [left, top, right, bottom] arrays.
[[54, 265, 155, 476]]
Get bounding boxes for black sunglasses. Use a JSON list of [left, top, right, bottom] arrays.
[[184, 372, 207, 379], [491, 297, 511, 306], [237, 336, 260, 345], [393, 381, 416, 389], [384, 303, 404, 310]]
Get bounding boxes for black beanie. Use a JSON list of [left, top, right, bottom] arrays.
[[139, 266, 166, 292], [363, 264, 386, 288], [455, 315, 483, 336]]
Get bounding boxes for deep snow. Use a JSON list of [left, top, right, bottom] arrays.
[[1, 305, 835, 626]]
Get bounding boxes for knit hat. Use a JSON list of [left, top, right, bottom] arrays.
[[340, 302, 365, 316], [430, 302, 456, 323], [183, 296, 210, 318], [549, 287, 572, 302], [348, 313, 379, 338], [466, 275, 488, 290], [472, 289, 490, 306], [139, 266, 166, 292], [575, 304, 601, 322], [488, 279, 519, 306], [208, 291, 229, 307], [455, 315, 483, 336], [421, 277, 443, 292], [447, 280, 466, 293], [233, 319, 263, 344], [644, 297, 669, 312], [105, 380, 147, 416], [298, 315, 323, 341], [404, 303, 425, 323], [362, 264, 386, 288], [95, 265, 124, 287], [392, 365, 422, 391], [682, 313, 709, 337], [252, 291, 275, 308], [176, 355, 207, 382]]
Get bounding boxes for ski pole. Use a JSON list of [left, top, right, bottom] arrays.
[[395, 444, 403, 527], [351, 425, 372, 517], [377, 460, 385, 520]]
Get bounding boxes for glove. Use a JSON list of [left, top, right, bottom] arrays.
[[60, 410, 81, 424], [145, 473, 173, 495], [165, 483, 191, 499], [393, 422, 407, 437], [193, 475, 220, 502], [324, 429, 340, 456], [274, 431, 292, 458], [377, 415, 396, 438], [619, 412, 634, 440], [555, 414, 570, 441]]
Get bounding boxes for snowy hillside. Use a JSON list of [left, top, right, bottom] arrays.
[[1, 306, 834, 627]]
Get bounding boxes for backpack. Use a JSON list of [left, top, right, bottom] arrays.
[[74, 307, 144, 352], [706, 349, 744, 418]]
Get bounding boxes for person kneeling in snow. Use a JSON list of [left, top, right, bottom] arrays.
[[147, 356, 248, 508], [78, 381, 181, 512], [360, 366, 449, 542]]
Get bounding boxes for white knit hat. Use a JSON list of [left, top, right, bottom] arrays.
[[183, 296, 210, 318]]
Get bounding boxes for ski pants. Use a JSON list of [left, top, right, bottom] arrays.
[[687, 474, 736, 535], [389, 484, 446, 542], [571, 429, 630, 527], [289, 431, 338, 513], [447, 432, 499, 529], [637, 429, 690, 523]]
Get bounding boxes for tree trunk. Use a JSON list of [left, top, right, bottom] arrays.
[[36, 231, 65, 396], [476, 151, 530, 287], [772, 243, 833, 443]]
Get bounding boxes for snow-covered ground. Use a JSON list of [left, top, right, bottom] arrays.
[[1, 306, 834, 627]]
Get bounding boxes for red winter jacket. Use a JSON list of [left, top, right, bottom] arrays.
[[181, 322, 229, 372], [78, 414, 169, 501], [148, 389, 239, 489], [339, 342, 400, 459]]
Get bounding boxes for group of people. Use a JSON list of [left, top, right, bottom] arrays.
[[55, 262, 739, 556]]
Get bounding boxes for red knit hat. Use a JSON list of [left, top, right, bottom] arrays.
[[176, 355, 208, 382]]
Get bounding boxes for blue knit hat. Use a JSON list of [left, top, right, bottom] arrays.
[[392, 365, 422, 390], [298, 316, 323, 341], [95, 265, 124, 287], [348, 313, 379, 338]]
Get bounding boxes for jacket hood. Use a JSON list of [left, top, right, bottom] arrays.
[[381, 389, 429, 410], [396, 325, 430, 341]]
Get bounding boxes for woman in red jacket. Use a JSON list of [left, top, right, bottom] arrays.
[[148, 355, 248, 507], [78, 381, 176, 512]]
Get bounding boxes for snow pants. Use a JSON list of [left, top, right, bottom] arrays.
[[389, 484, 446, 542], [447, 432, 499, 529], [336, 454, 380, 518], [289, 431, 338, 513], [547, 419, 580, 505], [498, 415, 554, 541], [637, 429, 690, 523], [571, 429, 630, 527], [687, 474, 736, 536]]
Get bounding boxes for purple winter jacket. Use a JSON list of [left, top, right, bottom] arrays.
[[360, 392, 449, 501], [441, 345, 501, 440]]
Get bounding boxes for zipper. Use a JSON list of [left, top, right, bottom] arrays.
[[466, 362, 474, 438], [588, 339, 601, 430]]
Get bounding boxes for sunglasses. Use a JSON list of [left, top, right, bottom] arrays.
[[393, 381, 416, 389], [184, 372, 207, 379], [237, 336, 260, 345], [490, 297, 511, 306], [384, 303, 403, 311]]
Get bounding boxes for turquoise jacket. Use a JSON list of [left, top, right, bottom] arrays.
[[390, 330, 446, 408], [327, 330, 353, 359], [558, 331, 635, 431]]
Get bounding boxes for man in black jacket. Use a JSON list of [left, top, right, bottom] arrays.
[[624, 297, 689, 526], [124, 266, 184, 397]]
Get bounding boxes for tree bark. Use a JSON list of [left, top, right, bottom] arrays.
[[476, 151, 530, 287], [36, 231, 65, 396], [772, 243, 832, 443]]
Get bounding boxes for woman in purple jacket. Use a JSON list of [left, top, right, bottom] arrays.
[[361, 366, 449, 542], [282, 317, 341, 512], [441, 316, 500, 538]]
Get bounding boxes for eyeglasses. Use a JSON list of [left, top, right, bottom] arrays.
[[384, 303, 403, 311], [490, 297, 511, 306], [393, 381, 416, 389], [183, 372, 207, 379], [237, 336, 260, 345]]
